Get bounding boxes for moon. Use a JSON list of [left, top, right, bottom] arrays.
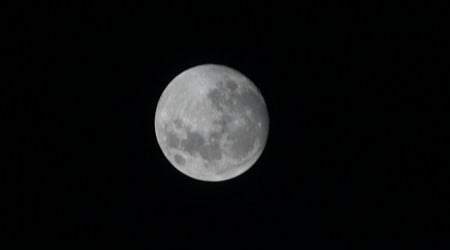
[[154, 64, 269, 182]]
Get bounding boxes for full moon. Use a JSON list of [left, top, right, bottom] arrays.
[[154, 64, 269, 182]]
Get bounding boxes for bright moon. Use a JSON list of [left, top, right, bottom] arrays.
[[154, 64, 269, 182]]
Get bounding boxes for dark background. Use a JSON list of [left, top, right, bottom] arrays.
[[5, 1, 449, 249]]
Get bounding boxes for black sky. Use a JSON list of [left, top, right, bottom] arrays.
[[5, 1, 449, 249]]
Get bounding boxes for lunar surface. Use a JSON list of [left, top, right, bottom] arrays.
[[155, 64, 269, 182]]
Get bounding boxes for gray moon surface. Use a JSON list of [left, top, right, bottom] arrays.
[[154, 64, 269, 182]]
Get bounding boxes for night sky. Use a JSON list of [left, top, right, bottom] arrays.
[[5, 1, 448, 249]]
